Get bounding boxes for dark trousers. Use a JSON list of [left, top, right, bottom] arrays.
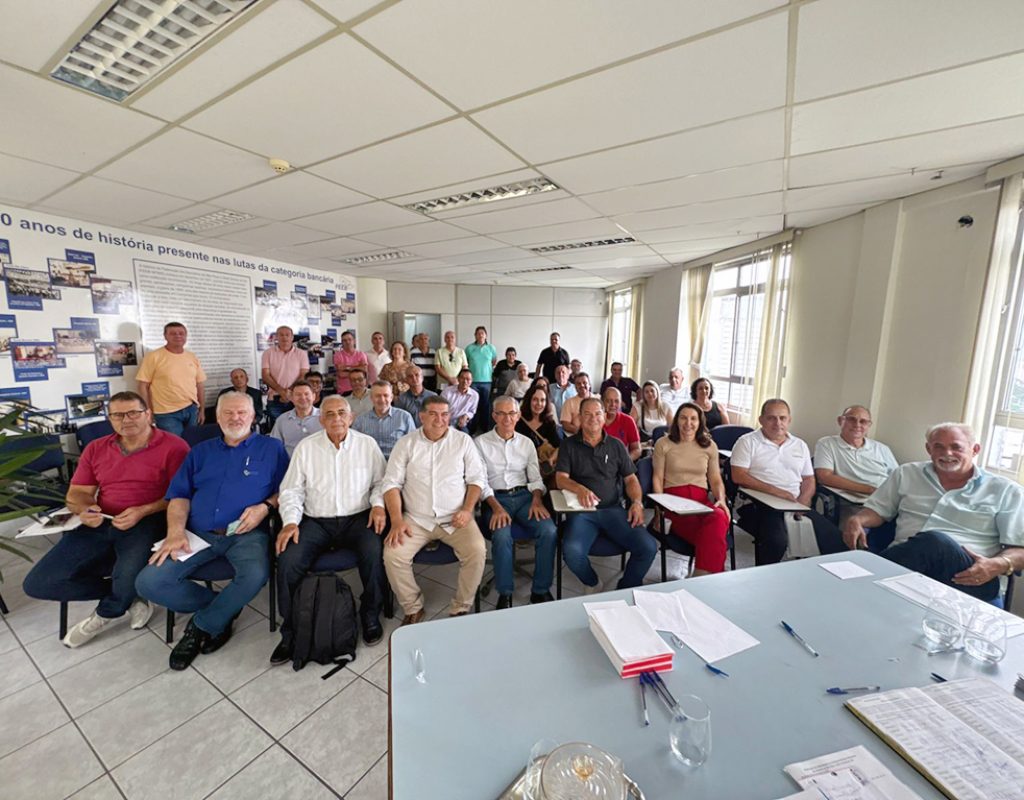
[[471, 382, 492, 433], [881, 530, 1000, 602], [276, 511, 386, 644], [23, 515, 166, 618], [737, 504, 844, 566]]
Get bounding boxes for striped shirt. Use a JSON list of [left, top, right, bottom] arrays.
[[352, 405, 415, 459]]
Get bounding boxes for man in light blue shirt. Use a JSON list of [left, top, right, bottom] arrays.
[[814, 406, 898, 495], [352, 381, 415, 459], [269, 380, 320, 456], [844, 422, 1024, 602], [548, 364, 576, 419], [464, 326, 497, 434]]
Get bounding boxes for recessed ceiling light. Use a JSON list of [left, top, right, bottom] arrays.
[[168, 208, 256, 234], [51, 0, 260, 102], [403, 177, 559, 214], [340, 250, 415, 266], [528, 237, 636, 254]]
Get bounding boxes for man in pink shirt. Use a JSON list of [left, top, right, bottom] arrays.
[[261, 325, 309, 423], [602, 387, 641, 461], [23, 391, 190, 648], [332, 330, 369, 395]]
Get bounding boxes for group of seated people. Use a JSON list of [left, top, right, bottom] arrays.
[[20, 323, 1024, 675]]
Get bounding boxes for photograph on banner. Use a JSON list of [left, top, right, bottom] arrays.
[[53, 326, 97, 354], [340, 293, 356, 314], [320, 291, 334, 312], [95, 340, 138, 377], [6, 267, 61, 310], [0, 239, 10, 276], [12, 341, 60, 367], [0, 314, 17, 354], [65, 391, 108, 420], [255, 286, 277, 306], [91, 278, 135, 314], [48, 257, 95, 288]]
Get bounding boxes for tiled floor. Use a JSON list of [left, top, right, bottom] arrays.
[[0, 528, 742, 800]]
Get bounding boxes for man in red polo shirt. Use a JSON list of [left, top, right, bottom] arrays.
[[23, 391, 189, 648], [602, 387, 641, 461]]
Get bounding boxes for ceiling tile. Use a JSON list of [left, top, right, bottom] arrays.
[[354, 222, 476, 247], [309, 0, 383, 23], [450, 198, 600, 235], [542, 110, 785, 195], [791, 51, 1024, 155], [0, 0, 100, 71], [583, 160, 784, 216], [356, 0, 784, 109], [96, 128, 268, 201], [786, 204, 873, 229], [0, 66, 164, 172], [472, 14, 788, 163], [131, 0, 336, 120], [636, 216, 784, 244], [651, 235, 759, 257], [569, 254, 668, 270], [271, 237, 376, 259], [435, 248, 540, 267], [406, 237, 509, 259], [616, 193, 783, 231], [296, 201, 425, 236], [310, 118, 525, 198], [185, 35, 453, 164], [795, 0, 1024, 102], [0, 153, 80, 204], [495, 219, 627, 247], [547, 244, 661, 265], [212, 222, 331, 248], [789, 115, 1024, 187], [210, 171, 369, 220], [41, 177, 191, 224]]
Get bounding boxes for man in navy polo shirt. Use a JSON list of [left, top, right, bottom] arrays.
[[136, 391, 289, 670]]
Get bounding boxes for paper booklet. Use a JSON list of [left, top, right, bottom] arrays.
[[647, 493, 713, 515], [845, 678, 1024, 800]]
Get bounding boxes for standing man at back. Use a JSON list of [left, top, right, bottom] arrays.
[[261, 325, 309, 423], [465, 325, 497, 433], [365, 331, 390, 383], [410, 333, 437, 392], [435, 330, 467, 389], [332, 331, 369, 395], [137, 321, 206, 435], [536, 332, 570, 383]]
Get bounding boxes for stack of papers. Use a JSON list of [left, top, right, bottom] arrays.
[[150, 530, 210, 562], [669, 588, 760, 664], [779, 745, 923, 799], [585, 601, 673, 678]]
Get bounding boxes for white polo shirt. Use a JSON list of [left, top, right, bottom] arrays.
[[731, 429, 813, 496], [813, 435, 898, 488]]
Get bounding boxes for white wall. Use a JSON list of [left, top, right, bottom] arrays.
[[638, 265, 684, 385], [356, 276, 387, 347], [385, 282, 607, 375]]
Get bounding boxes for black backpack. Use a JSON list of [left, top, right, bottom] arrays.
[[290, 572, 358, 678]]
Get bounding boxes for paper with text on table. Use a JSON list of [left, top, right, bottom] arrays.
[[632, 589, 689, 637], [783, 745, 923, 800]]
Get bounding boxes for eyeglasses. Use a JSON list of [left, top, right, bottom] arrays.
[[842, 416, 872, 426], [109, 410, 145, 421], [493, 411, 519, 418]]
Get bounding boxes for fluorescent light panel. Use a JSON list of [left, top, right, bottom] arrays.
[[528, 237, 636, 254], [52, 0, 260, 102], [340, 250, 415, 265], [403, 177, 559, 214], [505, 265, 574, 275], [168, 208, 255, 233]]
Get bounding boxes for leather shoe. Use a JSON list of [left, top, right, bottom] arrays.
[[269, 639, 291, 666], [200, 615, 236, 654], [401, 609, 426, 625], [362, 618, 384, 646], [169, 618, 208, 671], [496, 594, 513, 610], [530, 592, 554, 604]]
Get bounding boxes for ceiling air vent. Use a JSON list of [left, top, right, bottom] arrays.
[[529, 237, 636, 254], [403, 177, 559, 214]]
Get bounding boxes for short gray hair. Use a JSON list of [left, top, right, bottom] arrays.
[[926, 422, 975, 444], [216, 391, 254, 413], [320, 394, 350, 411], [493, 395, 517, 412]]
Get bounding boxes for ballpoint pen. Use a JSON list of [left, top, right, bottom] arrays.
[[826, 685, 880, 695], [930, 673, 947, 683], [669, 633, 729, 677], [641, 673, 674, 711], [639, 677, 649, 727], [650, 671, 678, 708], [781, 620, 819, 657]]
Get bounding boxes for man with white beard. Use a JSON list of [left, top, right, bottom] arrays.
[[844, 422, 1024, 602]]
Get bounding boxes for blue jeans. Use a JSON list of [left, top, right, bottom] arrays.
[[135, 527, 270, 636], [563, 506, 657, 590], [472, 382, 491, 432], [153, 404, 198, 436], [266, 398, 292, 423], [482, 489, 557, 595], [881, 530, 1001, 603], [23, 515, 166, 618]]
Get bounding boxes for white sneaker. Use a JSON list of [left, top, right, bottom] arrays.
[[62, 612, 113, 648], [128, 598, 153, 630], [583, 575, 605, 595]]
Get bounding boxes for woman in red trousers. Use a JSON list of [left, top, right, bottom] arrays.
[[652, 402, 730, 575]]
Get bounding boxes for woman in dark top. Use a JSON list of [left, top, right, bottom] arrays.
[[517, 384, 561, 480], [690, 377, 730, 430]]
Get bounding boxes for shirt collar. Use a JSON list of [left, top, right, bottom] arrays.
[[757, 428, 790, 445], [218, 431, 258, 449], [923, 461, 985, 489]]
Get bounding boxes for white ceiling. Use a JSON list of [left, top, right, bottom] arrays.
[[2, 0, 1023, 288]]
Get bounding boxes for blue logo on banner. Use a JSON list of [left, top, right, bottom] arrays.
[[70, 317, 101, 334], [81, 381, 109, 397], [12, 367, 48, 382], [294, 285, 307, 294], [0, 313, 16, 331], [0, 387, 31, 402], [324, 290, 336, 301], [263, 280, 277, 291]]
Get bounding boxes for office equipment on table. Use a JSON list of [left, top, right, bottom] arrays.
[[632, 589, 687, 638], [638, 677, 649, 727], [846, 678, 1024, 800], [669, 587, 759, 664], [781, 745, 924, 799], [826, 686, 881, 695]]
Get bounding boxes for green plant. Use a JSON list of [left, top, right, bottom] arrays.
[[0, 403, 67, 580]]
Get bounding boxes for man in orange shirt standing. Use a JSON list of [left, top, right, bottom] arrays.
[[137, 321, 207, 436]]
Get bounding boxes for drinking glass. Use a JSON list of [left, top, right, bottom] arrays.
[[921, 596, 964, 652], [963, 611, 1007, 664], [669, 694, 711, 767], [523, 738, 559, 800]]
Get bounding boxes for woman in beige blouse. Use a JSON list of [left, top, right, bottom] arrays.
[[378, 340, 410, 395], [652, 402, 730, 575]]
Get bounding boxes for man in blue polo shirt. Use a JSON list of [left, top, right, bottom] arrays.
[[136, 391, 289, 670]]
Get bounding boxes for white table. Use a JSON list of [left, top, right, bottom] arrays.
[[738, 487, 811, 512]]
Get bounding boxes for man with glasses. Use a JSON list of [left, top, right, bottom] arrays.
[[23, 392, 189, 648], [814, 406, 898, 503]]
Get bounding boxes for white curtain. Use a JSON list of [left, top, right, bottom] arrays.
[[748, 244, 792, 427], [684, 264, 712, 383]]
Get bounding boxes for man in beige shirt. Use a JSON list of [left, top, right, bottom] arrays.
[[559, 372, 593, 435], [137, 321, 206, 436]]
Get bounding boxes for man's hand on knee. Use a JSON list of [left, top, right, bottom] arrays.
[[276, 523, 299, 555], [386, 519, 411, 548], [952, 547, 1002, 587]]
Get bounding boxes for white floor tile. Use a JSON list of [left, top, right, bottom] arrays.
[[0, 646, 42, 701], [0, 681, 70, 759], [191, 619, 277, 694], [343, 753, 388, 800], [206, 745, 337, 800], [26, 619, 147, 678], [361, 655, 389, 692], [0, 722, 103, 800], [68, 775, 124, 800]]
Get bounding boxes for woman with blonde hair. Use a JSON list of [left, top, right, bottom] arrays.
[[631, 379, 672, 441]]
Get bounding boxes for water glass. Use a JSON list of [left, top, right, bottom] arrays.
[[523, 738, 558, 800], [921, 596, 964, 651], [669, 694, 711, 767], [963, 611, 1007, 664]]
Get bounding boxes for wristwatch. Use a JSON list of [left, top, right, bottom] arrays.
[[263, 500, 275, 513]]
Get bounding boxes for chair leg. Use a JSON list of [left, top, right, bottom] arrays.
[[268, 562, 277, 633], [556, 530, 563, 600], [384, 586, 395, 619], [660, 544, 668, 583], [204, 581, 213, 591], [620, 553, 626, 571], [166, 609, 175, 643], [0, 590, 9, 615], [59, 601, 69, 640], [474, 588, 481, 614]]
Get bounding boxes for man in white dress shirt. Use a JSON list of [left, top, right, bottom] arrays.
[[381, 395, 487, 624], [659, 368, 688, 415], [271, 395, 388, 664], [476, 396, 557, 610]]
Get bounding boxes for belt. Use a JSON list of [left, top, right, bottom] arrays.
[[494, 486, 527, 495], [210, 529, 227, 535]]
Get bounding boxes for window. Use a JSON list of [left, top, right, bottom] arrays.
[[701, 245, 791, 417], [608, 286, 635, 370]]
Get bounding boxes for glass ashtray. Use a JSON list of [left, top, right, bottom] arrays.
[[540, 742, 626, 800]]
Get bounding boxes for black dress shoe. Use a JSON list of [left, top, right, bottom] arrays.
[[200, 616, 236, 654], [362, 618, 384, 646], [169, 618, 208, 671], [530, 591, 554, 604], [496, 594, 513, 610], [270, 638, 292, 666]]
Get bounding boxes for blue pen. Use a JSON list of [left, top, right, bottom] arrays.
[[930, 672, 947, 683], [781, 620, 819, 657], [826, 685, 880, 695], [705, 663, 730, 678]]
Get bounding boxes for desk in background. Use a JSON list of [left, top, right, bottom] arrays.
[[389, 552, 1024, 799]]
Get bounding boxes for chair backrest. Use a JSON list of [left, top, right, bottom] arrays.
[[651, 425, 669, 444], [2, 432, 64, 473], [77, 419, 114, 450], [711, 424, 753, 451], [182, 423, 223, 447], [636, 455, 653, 496]]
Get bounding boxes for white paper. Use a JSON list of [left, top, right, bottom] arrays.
[[669, 588, 759, 663], [583, 600, 629, 620], [633, 589, 688, 636], [876, 573, 1024, 638], [16, 507, 114, 538], [821, 561, 874, 580], [589, 605, 673, 663], [560, 490, 588, 511], [151, 530, 211, 562], [920, 679, 1024, 766], [784, 745, 923, 800], [647, 493, 712, 515]]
